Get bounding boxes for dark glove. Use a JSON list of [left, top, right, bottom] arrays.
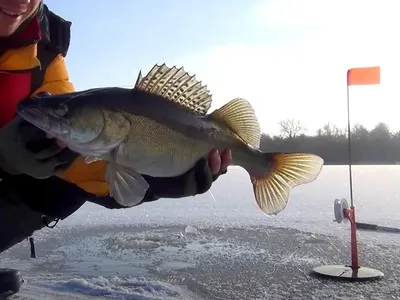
[[142, 157, 227, 202], [0, 116, 78, 179]]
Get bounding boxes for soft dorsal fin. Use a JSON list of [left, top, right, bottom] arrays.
[[210, 98, 261, 148], [134, 63, 212, 116]]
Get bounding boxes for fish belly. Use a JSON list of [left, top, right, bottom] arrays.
[[115, 115, 213, 177]]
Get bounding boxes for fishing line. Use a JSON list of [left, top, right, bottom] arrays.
[[206, 188, 226, 228], [208, 190, 216, 203], [207, 185, 230, 230]]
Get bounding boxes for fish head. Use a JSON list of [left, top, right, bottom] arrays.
[[17, 92, 105, 146]]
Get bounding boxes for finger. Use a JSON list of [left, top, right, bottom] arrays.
[[28, 158, 60, 178], [208, 148, 221, 175], [47, 135, 68, 148], [25, 138, 56, 153], [18, 122, 47, 144], [194, 157, 214, 195], [32, 143, 64, 160], [56, 148, 79, 163], [56, 139, 68, 149], [54, 161, 75, 174], [31, 154, 75, 178], [39, 147, 78, 165], [220, 149, 232, 172]]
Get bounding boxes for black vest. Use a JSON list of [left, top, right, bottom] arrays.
[[31, 4, 72, 93]]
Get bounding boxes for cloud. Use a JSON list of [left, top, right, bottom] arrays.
[[168, 0, 400, 135]]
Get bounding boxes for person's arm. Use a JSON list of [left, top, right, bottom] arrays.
[[0, 54, 79, 179]]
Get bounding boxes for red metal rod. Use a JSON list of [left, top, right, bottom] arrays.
[[344, 207, 359, 269]]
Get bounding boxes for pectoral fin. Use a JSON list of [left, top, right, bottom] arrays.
[[105, 162, 150, 207]]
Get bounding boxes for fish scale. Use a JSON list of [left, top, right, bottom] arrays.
[[17, 63, 325, 216], [115, 114, 212, 177]]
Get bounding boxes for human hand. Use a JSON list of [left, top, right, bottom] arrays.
[[208, 148, 232, 177], [141, 148, 232, 202], [0, 116, 78, 178], [31, 92, 68, 149]]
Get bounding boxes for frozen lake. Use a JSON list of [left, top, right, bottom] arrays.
[[3, 165, 400, 299]]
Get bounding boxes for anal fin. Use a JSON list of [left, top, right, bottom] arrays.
[[105, 161, 149, 207]]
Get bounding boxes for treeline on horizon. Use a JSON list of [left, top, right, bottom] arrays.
[[260, 119, 400, 165]]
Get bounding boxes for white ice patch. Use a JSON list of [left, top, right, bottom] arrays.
[[46, 276, 196, 300], [15, 275, 200, 300]]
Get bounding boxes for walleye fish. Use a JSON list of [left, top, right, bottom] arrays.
[[17, 63, 324, 215]]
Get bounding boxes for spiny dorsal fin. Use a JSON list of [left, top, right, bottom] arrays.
[[210, 98, 261, 148], [134, 63, 212, 116], [134, 71, 143, 88]]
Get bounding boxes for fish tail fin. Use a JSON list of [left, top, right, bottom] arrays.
[[251, 153, 324, 215], [210, 98, 261, 148], [105, 160, 149, 207]]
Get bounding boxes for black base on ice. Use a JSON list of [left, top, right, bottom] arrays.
[[311, 265, 384, 281], [0, 268, 22, 298]]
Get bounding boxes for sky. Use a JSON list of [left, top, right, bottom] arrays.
[[44, 0, 400, 136]]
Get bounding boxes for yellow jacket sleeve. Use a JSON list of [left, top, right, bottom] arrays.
[[32, 54, 110, 196]]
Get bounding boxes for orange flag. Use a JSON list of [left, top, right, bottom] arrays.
[[347, 66, 380, 86]]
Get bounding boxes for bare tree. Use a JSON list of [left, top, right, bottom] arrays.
[[278, 119, 306, 138], [318, 122, 344, 137]]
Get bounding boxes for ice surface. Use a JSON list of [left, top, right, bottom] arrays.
[[10, 275, 200, 300], [3, 166, 400, 299]]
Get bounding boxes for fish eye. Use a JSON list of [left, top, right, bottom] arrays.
[[54, 104, 68, 116]]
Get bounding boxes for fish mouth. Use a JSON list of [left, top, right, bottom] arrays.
[[17, 106, 71, 139]]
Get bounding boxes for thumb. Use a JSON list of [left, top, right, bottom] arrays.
[[194, 157, 214, 195]]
